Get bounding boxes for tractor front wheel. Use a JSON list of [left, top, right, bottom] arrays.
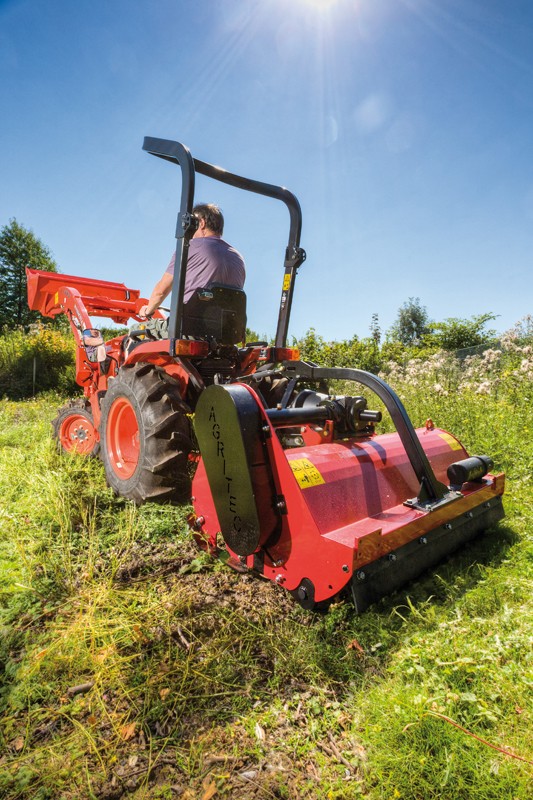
[[52, 400, 99, 456], [100, 363, 193, 504]]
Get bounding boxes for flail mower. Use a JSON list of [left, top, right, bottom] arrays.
[[27, 137, 504, 611]]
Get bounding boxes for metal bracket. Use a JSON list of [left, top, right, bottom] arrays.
[[404, 488, 463, 513], [285, 246, 306, 267], [180, 212, 199, 238]]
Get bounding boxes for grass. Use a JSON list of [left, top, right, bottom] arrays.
[[0, 375, 532, 799]]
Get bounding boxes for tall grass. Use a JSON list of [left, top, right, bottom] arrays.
[[0, 327, 76, 399], [0, 340, 532, 798]]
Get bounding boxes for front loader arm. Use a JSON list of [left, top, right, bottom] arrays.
[[26, 267, 158, 326], [26, 268, 164, 415]]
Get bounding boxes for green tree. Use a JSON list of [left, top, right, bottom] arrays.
[[294, 327, 383, 373], [245, 326, 266, 344], [425, 313, 498, 351], [388, 297, 429, 346], [370, 312, 381, 348], [0, 219, 58, 329]]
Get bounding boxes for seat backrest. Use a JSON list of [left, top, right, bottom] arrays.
[[182, 283, 247, 345]]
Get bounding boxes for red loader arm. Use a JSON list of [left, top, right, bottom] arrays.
[[26, 268, 165, 421], [25, 267, 160, 325]]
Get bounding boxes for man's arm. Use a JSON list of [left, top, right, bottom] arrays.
[[139, 272, 173, 318]]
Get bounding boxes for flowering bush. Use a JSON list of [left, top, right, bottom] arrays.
[[376, 317, 533, 477], [380, 317, 533, 400], [380, 350, 462, 397]]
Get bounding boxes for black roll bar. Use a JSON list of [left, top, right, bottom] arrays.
[[142, 138, 196, 342], [142, 136, 306, 347]]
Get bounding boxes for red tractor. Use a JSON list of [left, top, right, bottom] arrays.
[[27, 137, 304, 503], [27, 137, 505, 611]]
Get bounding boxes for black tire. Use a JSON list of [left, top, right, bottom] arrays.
[[100, 362, 194, 504], [52, 399, 100, 457]]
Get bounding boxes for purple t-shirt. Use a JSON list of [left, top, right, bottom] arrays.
[[166, 237, 246, 303]]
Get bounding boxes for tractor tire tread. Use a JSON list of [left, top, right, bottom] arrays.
[[145, 452, 185, 474], [145, 411, 188, 439], [133, 363, 154, 377]]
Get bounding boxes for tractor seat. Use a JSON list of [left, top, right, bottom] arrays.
[[182, 283, 247, 345]]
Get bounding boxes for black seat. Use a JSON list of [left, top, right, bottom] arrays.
[[182, 283, 247, 345]]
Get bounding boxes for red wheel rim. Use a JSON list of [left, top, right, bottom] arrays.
[[106, 397, 140, 479], [60, 413, 97, 455]]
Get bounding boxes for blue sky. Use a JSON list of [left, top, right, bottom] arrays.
[[1, 0, 532, 342]]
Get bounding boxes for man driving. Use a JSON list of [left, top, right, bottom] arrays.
[[138, 203, 246, 319]]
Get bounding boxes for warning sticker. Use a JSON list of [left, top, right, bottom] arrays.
[[438, 432, 463, 451], [282, 274, 291, 291], [290, 458, 325, 489]]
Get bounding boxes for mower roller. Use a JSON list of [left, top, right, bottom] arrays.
[[27, 136, 505, 611]]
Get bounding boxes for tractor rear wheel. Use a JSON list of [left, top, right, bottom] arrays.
[[100, 362, 193, 504], [52, 399, 100, 456]]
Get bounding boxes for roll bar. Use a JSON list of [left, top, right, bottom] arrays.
[[142, 136, 306, 348]]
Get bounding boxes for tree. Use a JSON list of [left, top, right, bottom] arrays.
[[388, 297, 429, 346], [0, 219, 58, 329], [369, 312, 381, 348], [425, 313, 498, 351], [294, 328, 383, 373]]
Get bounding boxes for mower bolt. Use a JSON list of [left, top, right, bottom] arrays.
[[277, 499, 286, 511], [356, 570, 366, 581], [466, 511, 474, 518], [419, 536, 428, 545], [342, 564, 349, 573], [484, 501, 492, 509], [444, 523, 453, 530], [194, 516, 205, 531], [388, 553, 397, 562], [275, 574, 286, 585]]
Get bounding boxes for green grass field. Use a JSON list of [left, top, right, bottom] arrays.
[[1, 355, 532, 799]]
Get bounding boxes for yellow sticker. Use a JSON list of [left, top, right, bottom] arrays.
[[282, 273, 291, 291], [290, 458, 325, 489], [438, 432, 463, 451], [54, 291, 59, 305]]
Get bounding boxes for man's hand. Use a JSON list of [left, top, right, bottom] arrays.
[[139, 272, 173, 320]]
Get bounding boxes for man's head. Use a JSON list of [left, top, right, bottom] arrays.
[[193, 203, 224, 237]]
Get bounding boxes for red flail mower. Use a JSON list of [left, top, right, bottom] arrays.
[[27, 137, 504, 612]]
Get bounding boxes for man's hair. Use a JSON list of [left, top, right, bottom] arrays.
[[193, 203, 224, 235]]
